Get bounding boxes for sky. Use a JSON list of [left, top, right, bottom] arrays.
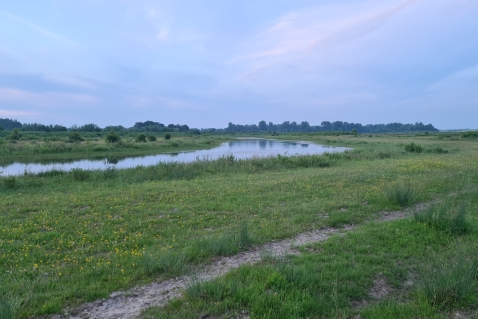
[[0, 0, 477, 129]]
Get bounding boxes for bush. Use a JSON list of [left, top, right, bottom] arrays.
[[68, 132, 83, 143], [147, 135, 157, 142], [164, 133, 171, 140], [71, 168, 90, 181], [8, 128, 21, 141], [3, 176, 16, 189], [385, 183, 415, 206], [414, 203, 471, 235], [461, 131, 478, 138], [105, 130, 121, 143], [404, 142, 423, 153], [136, 134, 147, 143]]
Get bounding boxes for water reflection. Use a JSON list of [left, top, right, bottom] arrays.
[[1, 139, 349, 176]]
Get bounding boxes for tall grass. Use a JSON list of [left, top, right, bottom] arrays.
[[417, 252, 478, 309], [414, 202, 472, 235], [0, 295, 14, 319], [385, 183, 415, 206]]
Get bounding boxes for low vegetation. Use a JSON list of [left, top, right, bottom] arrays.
[[1, 133, 478, 318]]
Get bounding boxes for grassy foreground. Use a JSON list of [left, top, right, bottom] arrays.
[[0, 134, 477, 318]]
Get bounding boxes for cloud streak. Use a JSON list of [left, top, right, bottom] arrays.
[[0, 11, 75, 45]]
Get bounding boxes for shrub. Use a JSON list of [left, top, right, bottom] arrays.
[[171, 142, 179, 147], [136, 134, 147, 143], [164, 133, 171, 140], [414, 203, 471, 235], [385, 183, 415, 206], [105, 130, 121, 143], [461, 131, 478, 138], [8, 128, 21, 141], [70, 168, 90, 181], [147, 135, 157, 142], [3, 176, 16, 189], [68, 132, 83, 143], [404, 142, 423, 153]]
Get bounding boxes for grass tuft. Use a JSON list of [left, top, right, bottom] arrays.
[[417, 252, 478, 309], [0, 295, 14, 319], [414, 202, 472, 235], [385, 183, 415, 206]]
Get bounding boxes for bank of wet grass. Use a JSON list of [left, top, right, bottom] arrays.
[[0, 136, 477, 318]]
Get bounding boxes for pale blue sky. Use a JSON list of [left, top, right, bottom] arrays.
[[0, 0, 477, 129]]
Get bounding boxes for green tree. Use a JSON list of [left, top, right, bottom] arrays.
[[136, 134, 147, 142], [105, 130, 121, 143]]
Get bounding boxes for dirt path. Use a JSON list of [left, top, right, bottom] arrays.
[[59, 205, 423, 319]]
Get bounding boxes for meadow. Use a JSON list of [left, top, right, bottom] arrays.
[[0, 132, 477, 318]]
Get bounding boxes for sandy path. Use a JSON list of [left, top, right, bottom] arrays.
[[58, 205, 421, 319]]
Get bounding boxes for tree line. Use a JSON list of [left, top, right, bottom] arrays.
[[0, 118, 438, 133], [0, 119, 192, 133], [225, 120, 438, 133]]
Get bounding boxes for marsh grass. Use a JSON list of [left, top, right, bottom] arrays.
[[385, 183, 415, 206], [417, 251, 478, 309], [2, 176, 16, 189], [71, 168, 90, 181], [0, 295, 14, 319], [414, 202, 472, 235]]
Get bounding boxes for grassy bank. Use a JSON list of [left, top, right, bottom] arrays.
[[0, 135, 477, 318]]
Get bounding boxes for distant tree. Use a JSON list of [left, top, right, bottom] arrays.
[[68, 132, 83, 143], [78, 123, 102, 132], [9, 128, 22, 140], [164, 133, 171, 140], [147, 135, 157, 142], [105, 130, 121, 143], [0, 126, 3, 131], [258, 120, 268, 131], [136, 134, 147, 142], [0, 118, 22, 130]]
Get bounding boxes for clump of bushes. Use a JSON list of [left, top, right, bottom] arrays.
[[404, 142, 423, 153], [385, 183, 415, 206], [164, 133, 172, 140], [461, 131, 478, 138], [147, 135, 157, 142], [105, 130, 121, 143], [136, 134, 147, 143], [68, 132, 83, 143], [414, 202, 471, 235]]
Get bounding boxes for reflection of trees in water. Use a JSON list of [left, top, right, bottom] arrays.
[[105, 157, 119, 165], [259, 140, 267, 149], [301, 144, 309, 148]]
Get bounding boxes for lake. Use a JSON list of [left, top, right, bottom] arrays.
[[1, 138, 349, 176]]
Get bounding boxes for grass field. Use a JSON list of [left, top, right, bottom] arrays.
[[1, 133, 477, 318]]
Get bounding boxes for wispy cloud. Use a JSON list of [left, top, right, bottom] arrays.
[[0, 11, 75, 45], [233, 0, 422, 79]]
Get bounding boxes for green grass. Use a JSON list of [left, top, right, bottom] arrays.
[[1, 134, 478, 317], [142, 191, 478, 319]]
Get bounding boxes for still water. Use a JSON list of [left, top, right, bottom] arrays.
[[1, 139, 349, 176]]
